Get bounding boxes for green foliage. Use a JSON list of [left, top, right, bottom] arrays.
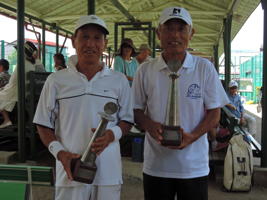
[[7, 50, 17, 65]]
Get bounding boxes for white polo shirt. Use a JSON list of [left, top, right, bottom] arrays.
[[132, 51, 229, 179], [34, 55, 134, 187]]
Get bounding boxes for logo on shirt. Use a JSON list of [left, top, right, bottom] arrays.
[[186, 84, 201, 99]]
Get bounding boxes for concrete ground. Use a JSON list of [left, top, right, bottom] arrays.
[[19, 104, 267, 199]]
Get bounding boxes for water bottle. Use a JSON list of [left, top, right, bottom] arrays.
[[246, 135, 251, 144]]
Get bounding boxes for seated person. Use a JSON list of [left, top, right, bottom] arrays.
[[205, 109, 229, 151], [134, 44, 152, 66], [0, 41, 37, 128], [53, 53, 67, 71], [33, 52, 46, 72], [0, 59, 11, 88], [226, 81, 257, 137], [257, 86, 263, 107]]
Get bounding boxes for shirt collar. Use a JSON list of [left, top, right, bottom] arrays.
[[157, 51, 194, 71], [66, 55, 113, 77]]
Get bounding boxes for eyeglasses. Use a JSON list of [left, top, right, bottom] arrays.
[[230, 87, 237, 90], [122, 44, 132, 49]]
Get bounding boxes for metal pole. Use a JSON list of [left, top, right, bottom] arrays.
[[50, 52, 52, 72], [115, 23, 118, 54], [122, 29, 125, 40], [88, 0, 95, 15], [1, 40, 4, 59], [17, 0, 26, 163], [108, 47, 111, 68], [60, 34, 68, 54], [214, 45, 219, 73], [56, 27, 59, 53], [148, 22, 152, 48], [261, 0, 267, 167], [42, 22, 46, 67], [152, 27, 156, 58], [224, 16, 232, 90]]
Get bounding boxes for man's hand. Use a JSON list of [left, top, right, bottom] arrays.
[[240, 117, 246, 124], [231, 105, 237, 111], [146, 121, 162, 145], [91, 128, 114, 157], [57, 151, 81, 181], [166, 129, 196, 150]]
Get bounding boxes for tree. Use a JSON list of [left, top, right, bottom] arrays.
[[7, 50, 17, 65]]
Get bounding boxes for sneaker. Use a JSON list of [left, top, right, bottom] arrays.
[[217, 128, 229, 138], [212, 142, 228, 151], [130, 126, 141, 133], [0, 121, 12, 129]]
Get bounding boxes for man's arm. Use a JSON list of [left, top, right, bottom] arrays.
[[226, 103, 236, 111], [91, 121, 132, 156], [134, 109, 162, 144], [37, 125, 81, 181]]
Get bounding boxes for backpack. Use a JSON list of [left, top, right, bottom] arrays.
[[223, 132, 253, 192]]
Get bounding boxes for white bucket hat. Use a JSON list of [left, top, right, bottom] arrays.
[[228, 81, 238, 88], [74, 15, 109, 35], [158, 7, 193, 27]]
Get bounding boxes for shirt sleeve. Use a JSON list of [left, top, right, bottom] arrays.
[[132, 64, 147, 111], [33, 76, 59, 129], [114, 56, 125, 74], [203, 62, 229, 110]]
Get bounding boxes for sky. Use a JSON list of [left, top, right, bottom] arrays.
[[0, 4, 264, 55]]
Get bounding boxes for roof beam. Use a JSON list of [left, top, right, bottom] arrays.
[[0, 0, 41, 18], [189, 0, 226, 11], [109, 0, 136, 22]]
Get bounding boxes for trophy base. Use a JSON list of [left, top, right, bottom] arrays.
[[71, 158, 97, 184], [161, 125, 181, 146]]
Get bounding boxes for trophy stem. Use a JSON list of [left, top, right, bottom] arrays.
[[81, 117, 109, 165], [165, 74, 179, 126]]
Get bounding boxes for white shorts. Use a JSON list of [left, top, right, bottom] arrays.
[[55, 184, 121, 200]]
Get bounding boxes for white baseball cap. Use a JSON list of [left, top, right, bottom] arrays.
[[74, 15, 109, 35], [228, 81, 238, 88], [159, 7, 193, 27]]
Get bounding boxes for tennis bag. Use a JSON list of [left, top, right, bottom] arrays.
[[223, 133, 253, 192]]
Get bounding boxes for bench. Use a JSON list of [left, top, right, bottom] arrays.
[[0, 71, 52, 160], [0, 164, 55, 200]]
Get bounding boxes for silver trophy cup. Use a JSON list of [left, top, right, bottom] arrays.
[[161, 59, 183, 146], [71, 102, 118, 184]]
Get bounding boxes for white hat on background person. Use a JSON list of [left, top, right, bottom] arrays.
[[158, 7, 193, 27], [228, 81, 238, 88], [74, 15, 109, 35]]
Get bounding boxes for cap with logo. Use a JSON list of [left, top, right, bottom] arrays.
[[158, 7, 193, 27], [74, 15, 109, 35], [228, 81, 238, 88]]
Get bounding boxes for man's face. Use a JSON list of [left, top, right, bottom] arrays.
[[229, 86, 238, 95], [71, 24, 108, 65], [138, 49, 151, 62], [156, 18, 194, 57]]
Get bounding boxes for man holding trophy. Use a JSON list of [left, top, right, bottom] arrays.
[[132, 7, 229, 199], [34, 15, 133, 200]]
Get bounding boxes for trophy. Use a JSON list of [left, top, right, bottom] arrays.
[[161, 59, 183, 146], [71, 102, 118, 184]]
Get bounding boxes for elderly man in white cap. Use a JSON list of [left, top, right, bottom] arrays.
[[34, 15, 133, 200], [132, 7, 229, 199], [226, 80, 256, 137], [134, 44, 153, 66]]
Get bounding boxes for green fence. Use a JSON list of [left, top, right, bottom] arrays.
[[1, 40, 68, 74], [239, 52, 263, 102]]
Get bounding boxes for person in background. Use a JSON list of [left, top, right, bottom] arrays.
[[53, 53, 67, 71], [33, 51, 46, 72], [0, 59, 11, 88], [226, 80, 257, 137], [114, 38, 140, 86], [0, 41, 37, 128], [257, 86, 263, 107], [134, 44, 153, 66]]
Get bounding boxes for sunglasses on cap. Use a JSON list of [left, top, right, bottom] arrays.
[[122, 44, 132, 49], [230, 87, 237, 89]]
